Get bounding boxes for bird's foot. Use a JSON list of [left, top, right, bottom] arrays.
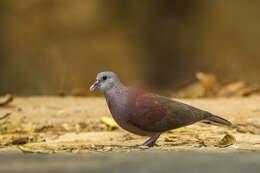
[[141, 134, 160, 147], [131, 143, 158, 149], [142, 142, 158, 147]]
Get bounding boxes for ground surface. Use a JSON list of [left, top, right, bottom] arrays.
[[1, 151, 260, 173], [1, 96, 260, 172], [0, 96, 260, 153]]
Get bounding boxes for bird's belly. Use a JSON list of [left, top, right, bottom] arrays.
[[112, 113, 157, 137], [105, 92, 159, 136], [118, 120, 158, 137]]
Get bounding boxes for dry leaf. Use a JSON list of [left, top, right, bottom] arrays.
[[0, 113, 11, 120], [138, 145, 149, 149], [100, 116, 119, 129], [0, 94, 13, 107], [196, 72, 221, 97], [18, 145, 55, 154], [218, 81, 246, 97], [174, 72, 260, 98], [169, 127, 184, 133], [164, 137, 176, 142], [10, 136, 29, 145], [215, 134, 236, 148]]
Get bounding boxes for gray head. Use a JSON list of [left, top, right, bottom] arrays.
[[90, 72, 120, 92]]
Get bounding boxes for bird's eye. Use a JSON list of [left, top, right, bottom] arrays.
[[102, 76, 107, 80]]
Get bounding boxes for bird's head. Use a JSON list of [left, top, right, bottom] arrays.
[[90, 72, 120, 92]]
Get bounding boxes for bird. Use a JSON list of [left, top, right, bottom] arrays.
[[90, 72, 232, 147]]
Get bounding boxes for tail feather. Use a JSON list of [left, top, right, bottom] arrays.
[[204, 115, 232, 127]]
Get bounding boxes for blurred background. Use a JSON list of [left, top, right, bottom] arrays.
[[0, 0, 260, 96]]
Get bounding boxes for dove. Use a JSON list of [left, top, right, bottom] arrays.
[[90, 72, 232, 147]]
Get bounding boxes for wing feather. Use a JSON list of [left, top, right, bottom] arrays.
[[128, 93, 211, 132]]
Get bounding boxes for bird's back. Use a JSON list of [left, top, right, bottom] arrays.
[[105, 86, 229, 134], [125, 88, 213, 132]]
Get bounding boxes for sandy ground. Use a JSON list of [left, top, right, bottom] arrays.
[[0, 96, 260, 153]]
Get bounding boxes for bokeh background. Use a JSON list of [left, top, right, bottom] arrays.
[[0, 0, 260, 95]]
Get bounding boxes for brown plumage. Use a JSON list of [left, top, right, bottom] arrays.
[[90, 72, 232, 147]]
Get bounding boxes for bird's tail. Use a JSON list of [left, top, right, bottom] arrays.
[[203, 114, 232, 127]]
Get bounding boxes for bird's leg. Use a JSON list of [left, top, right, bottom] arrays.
[[142, 134, 160, 147]]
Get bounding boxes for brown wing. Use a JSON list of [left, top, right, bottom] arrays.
[[127, 92, 166, 130], [128, 91, 211, 132]]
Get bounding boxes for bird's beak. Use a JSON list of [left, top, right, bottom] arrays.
[[90, 80, 100, 92]]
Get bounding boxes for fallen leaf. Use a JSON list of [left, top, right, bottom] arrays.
[[218, 81, 246, 97], [100, 116, 119, 129], [0, 113, 11, 120], [138, 145, 149, 149], [0, 94, 13, 107], [196, 72, 221, 97], [10, 136, 29, 145], [169, 127, 184, 133], [215, 134, 236, 148], [173, 72, 260, 98], [17, 145, 55, 154], [164, 137, 176, 142], [247, 126, 260, 135]]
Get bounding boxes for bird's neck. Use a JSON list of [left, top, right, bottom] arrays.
[[103, 83, 131, 125], [104, 82, 128, 109], [104, 82, 126, 97]]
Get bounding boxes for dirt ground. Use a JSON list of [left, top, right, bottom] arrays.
[[0, 96, 260, 153]]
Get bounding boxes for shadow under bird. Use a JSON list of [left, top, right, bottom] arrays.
[[90, 72, 232, 147]]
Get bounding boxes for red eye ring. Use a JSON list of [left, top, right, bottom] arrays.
[[103, 76, 107, 80]]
